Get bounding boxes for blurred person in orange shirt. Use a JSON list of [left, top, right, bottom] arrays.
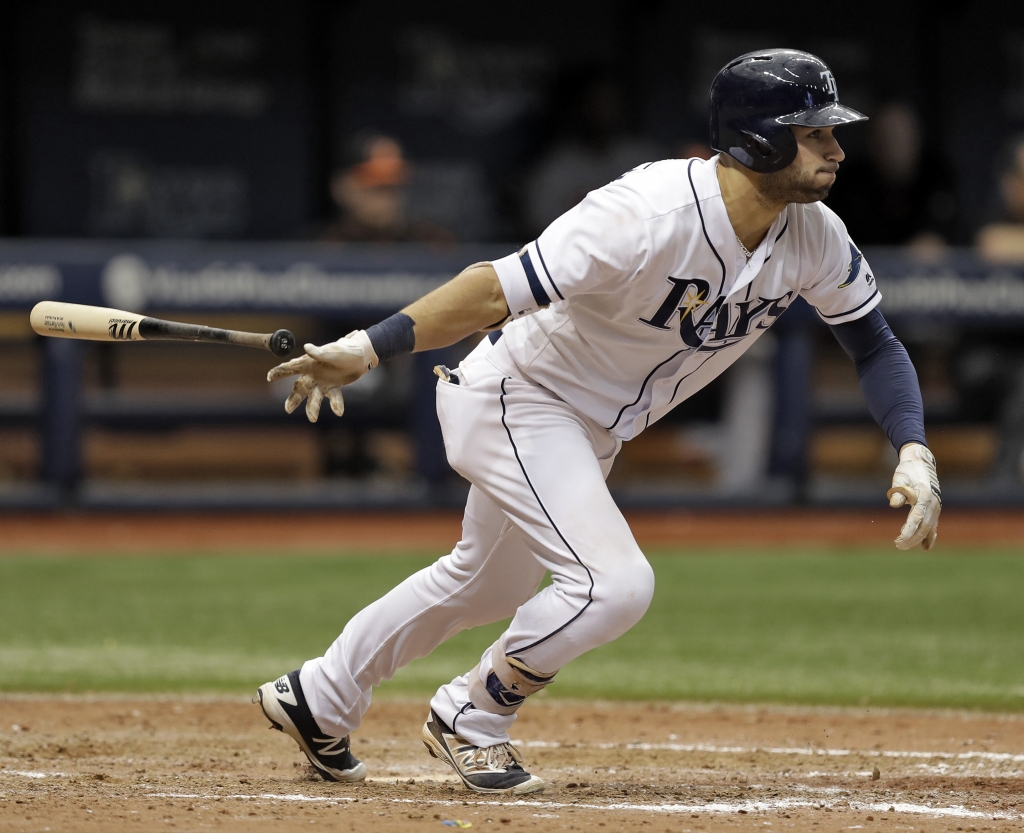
[[977, 136, 1024, 263], [321, 134, 454, 244]]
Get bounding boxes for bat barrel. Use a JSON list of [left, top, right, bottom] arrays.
[[30, 301, 294, 356], [30, 301, 144, 341]]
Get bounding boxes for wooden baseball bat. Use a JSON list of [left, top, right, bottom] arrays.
[[29, 301, 295, 357]]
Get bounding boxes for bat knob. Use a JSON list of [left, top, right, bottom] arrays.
[[269, 329, 295, 357]]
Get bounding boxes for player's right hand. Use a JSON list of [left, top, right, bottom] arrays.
[[887, 442, 941, 551], [267, 330, 379, 422]]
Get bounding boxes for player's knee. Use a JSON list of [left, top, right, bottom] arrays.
[[592, 551, 655, 634]]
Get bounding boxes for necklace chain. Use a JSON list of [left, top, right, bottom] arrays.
[[735, 235, 753, 259]]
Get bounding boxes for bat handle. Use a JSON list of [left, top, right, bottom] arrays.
[[139, 317, 295, 356], [221, 328, 295, 357]]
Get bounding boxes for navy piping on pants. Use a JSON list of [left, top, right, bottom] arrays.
[[451, 701, 474, 735], [499, 377, 595, 657]]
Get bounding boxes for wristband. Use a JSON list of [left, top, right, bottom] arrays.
[[366, 312, 417, 363]]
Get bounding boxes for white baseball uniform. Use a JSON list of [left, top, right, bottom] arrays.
[[299, 155, 880, 747]]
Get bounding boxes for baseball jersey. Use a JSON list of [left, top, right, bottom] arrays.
[[489, 154, 879, 441]]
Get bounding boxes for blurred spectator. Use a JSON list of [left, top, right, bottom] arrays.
[[953, 339, 1024, 485], [321, 134, 454, 243], [976, 135, 1024, 263], [962, 135, 1024, 483], [523, 72, 661, 235], [826, 101, 959, 251]]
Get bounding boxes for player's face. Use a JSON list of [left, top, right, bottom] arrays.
[[758, 126, 845, 205]]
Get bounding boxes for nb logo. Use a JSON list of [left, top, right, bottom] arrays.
[[108, 320, 137, 340], [820, 70, 838, 99], [274, 677, 290, 694]]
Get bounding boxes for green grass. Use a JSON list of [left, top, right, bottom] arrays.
[[1, 549, 1023, 710]]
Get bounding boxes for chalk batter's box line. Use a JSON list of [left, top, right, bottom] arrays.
[[135, 791, 1021, 821]]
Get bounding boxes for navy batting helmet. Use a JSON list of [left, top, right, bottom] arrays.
[[709, 49, 867, 174]]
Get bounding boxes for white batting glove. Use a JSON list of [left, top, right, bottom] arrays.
[[266, 330, 378, 422], [887, 442, 941, 551]]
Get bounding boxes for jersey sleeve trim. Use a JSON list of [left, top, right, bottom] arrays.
[[492, 251, 546, 319], [520, 249, 551, 307], [534, 241, 565, 300], [815, 289, 881, 324]]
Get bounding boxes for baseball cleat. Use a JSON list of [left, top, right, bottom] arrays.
[[421, 709, 544, 795], [256, 671, 366, 783]]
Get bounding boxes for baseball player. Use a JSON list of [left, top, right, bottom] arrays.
[[256, 49, 941, 795]]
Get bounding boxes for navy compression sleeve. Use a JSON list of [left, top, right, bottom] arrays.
[[828, 308, 927, 451]]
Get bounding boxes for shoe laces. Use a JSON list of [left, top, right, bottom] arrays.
[[475, 741, 524, 771]]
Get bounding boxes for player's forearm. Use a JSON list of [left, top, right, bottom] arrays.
[[855, 340, 927, 451], [829, 309, 927, 451], [401, 263, 510, 353]]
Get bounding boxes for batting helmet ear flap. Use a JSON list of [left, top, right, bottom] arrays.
[[726, 127, 798, 173]]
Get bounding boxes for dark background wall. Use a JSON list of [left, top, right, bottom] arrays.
[[6, 0, 315, 239], [0, 0, 1019, 243]]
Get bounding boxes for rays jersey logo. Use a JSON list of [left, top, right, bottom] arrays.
[[640, 277, 793, 351], [838, 241, 873, 289]]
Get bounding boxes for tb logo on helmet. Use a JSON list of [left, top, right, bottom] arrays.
[[709, 49, 866, 174], [820, 70, 838, 98]]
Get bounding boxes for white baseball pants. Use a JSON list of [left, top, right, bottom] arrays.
[[300, 338, 655, 747]]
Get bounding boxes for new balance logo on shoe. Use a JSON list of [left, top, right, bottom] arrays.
[[256, 670, 367, 783], [421, 709, 544, 795], [310, 735, 353, 758]]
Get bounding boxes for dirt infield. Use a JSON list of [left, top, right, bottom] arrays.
[[3, 698, 1024, 832], [3, 513, 1021, 830], [0, 508, 1022, 554]]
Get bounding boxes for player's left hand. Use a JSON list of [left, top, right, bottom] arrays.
[[887, 442, 941, 551], [267, 330, 378, 422]]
